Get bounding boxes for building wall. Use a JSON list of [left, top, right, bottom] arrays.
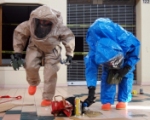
[[136, 0, 150, 85], [0, 0, 67, 24]]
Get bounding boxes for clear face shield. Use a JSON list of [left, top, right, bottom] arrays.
[[34, 18, 53, 38], [103, 54, 124, 69]]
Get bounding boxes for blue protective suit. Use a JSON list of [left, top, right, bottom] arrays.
[[84, 18, 140, 104]]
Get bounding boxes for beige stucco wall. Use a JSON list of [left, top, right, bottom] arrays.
[[0, 0, 67, 24], [0, 66, 67, 88], [0, 0, 68, 88], [136, 0, 150, 85]]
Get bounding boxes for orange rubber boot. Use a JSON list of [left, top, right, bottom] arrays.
[[41, 100, 52, 107], [101, 103, 111, 111], [28, 86, 36, 95], [116, 102, 126, 110]]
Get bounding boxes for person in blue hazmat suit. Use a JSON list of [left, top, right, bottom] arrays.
[[83, 18, 140, 111]]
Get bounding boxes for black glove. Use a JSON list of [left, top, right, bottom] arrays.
[[65, 55, 73, 65], [107, 69, 121, 84], [117, 65, 131, 78], [83, 86, 96, 107], [112, 65, 131, 84], [66, 55, 72, 63], [10, 53, 24, 70], [14, 53, 23, 60], [107, 65, 131, 84]]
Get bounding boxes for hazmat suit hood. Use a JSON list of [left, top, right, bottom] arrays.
[[95, 38, 124, 69], [29, 5, 63, 39], [13, 5, 75, 55]]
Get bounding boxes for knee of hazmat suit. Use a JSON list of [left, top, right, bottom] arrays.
[[84, 18, 140, 103]]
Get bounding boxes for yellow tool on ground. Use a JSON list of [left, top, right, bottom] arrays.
[[75, 97, 81, 116], [132, 90, 137, 95]]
